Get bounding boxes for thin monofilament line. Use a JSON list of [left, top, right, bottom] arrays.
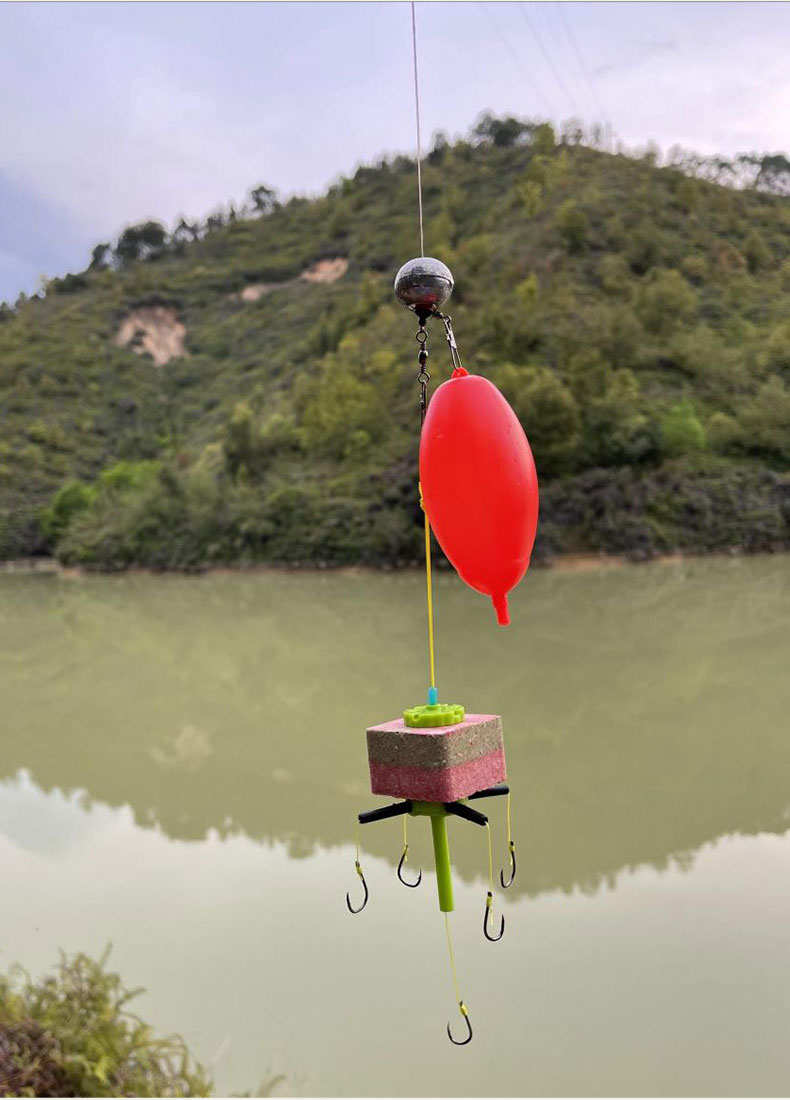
[[410, 1, 425, 256]]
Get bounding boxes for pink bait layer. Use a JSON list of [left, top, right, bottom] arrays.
[[369, 747, 507, 803]]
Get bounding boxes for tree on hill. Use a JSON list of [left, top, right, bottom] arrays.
[[172, 218, 201, 246], [249, 184, 279, 215], [115, 221, 168, 266], [89, 242, 115, 271]]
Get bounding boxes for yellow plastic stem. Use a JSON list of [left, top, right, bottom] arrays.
[[425, 512, 436, 690]]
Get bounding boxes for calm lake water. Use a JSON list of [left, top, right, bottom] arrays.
[[2, 556, 790, 1096]]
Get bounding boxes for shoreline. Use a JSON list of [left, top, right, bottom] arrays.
[[0, 547, 764, 579]]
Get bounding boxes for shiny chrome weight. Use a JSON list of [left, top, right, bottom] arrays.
[[394, 257, 454, 317]]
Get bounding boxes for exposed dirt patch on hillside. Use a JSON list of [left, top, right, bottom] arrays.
[[115, 306, 187, 366], [235, 258, 348, 304], [239, 283, 276, 302], [300, 257, 348, 284]]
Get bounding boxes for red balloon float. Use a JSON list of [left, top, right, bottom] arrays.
[[419, 367, 539, 626]]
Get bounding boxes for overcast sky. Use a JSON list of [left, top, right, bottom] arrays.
[[2, 0, 790, 302]]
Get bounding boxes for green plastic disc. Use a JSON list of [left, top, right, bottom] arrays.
[[403, 702, 465, 728]]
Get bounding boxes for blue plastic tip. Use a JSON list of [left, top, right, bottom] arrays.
[[428, 685, 439, 706]]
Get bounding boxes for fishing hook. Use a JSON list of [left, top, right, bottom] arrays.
[[500, 840, 516, 889], [346, 860, 369, 914], [447, 1002, 473, 1046], [397, 844, 422, 888], [483, 891, 505, 942]]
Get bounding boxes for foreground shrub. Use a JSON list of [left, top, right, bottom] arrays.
[[0, 949, 212, 1097]]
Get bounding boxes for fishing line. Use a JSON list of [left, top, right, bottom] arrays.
[[410, 1, 425, 257], [410, 3, 437, 698]]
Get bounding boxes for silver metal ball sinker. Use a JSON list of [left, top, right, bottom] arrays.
[[394, 257, 454, 315]]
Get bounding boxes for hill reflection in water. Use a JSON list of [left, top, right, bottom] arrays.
[[2, 555, 790, 897]]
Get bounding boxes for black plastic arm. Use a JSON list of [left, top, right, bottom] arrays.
[[444, 801, 488, 827], [468, 784, 510, 801], [358, 800, 413, 826]]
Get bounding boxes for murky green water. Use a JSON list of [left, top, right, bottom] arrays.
[[2, 556, 790, 1095]]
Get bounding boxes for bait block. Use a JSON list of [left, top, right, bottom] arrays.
[[366, 713, 506, 803]]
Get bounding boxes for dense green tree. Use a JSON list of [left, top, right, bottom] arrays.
[[708, 411, 744, 455], [223, 401, 257, 481], [301, 371, 386, 459], [115, 221, 168, 265], [626, 222, 661, 274], [577, 367, 656, 468], [659, 400, 707, 458], [472, 112, 529, 148], [638, 269, 698, 333], [171, 219, 200, 247], [744, 230, 771, 273], [497, 364, 581, 475], [761, 323, 790, 374], [555, 200, 588, 253], [739, 377, 790, 462], [249, 184, 279, 215], [89, 243, 114, 270], [40, 480, 96, 542]]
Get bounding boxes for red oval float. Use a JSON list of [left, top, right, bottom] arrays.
[[419, 369, 539, 625]]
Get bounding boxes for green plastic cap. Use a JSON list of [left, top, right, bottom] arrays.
[[403, 702, 465, 728]]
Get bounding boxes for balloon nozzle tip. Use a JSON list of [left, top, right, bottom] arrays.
[[492, 594, 510, 626]]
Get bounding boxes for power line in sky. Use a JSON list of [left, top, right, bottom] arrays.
[[540, 3, 590, 107], [517, 2, 581, 118], [554, 2, 611, 129], [478, 1, 557, 119]]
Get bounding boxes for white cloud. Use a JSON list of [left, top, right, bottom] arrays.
[[594, 37, 679, 78], [3, 0, 790, 300], [0, 16, 266, 236]]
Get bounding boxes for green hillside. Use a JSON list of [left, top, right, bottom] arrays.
[[3, 115, 790, 568]]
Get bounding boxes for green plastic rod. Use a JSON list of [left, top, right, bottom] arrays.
[[430, 812, 454, 912]]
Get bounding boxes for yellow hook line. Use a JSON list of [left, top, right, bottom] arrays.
[[444, 912, 462, 1007], [485, 821, 495, 894], [420, 483, 437, 691]]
